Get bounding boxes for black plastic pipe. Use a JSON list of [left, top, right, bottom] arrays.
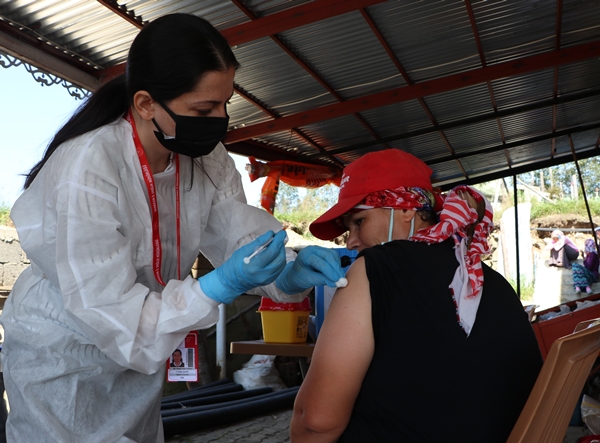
[[184, 378, 234, 391], [162, 378, 234, 400], [161, 388, 286, 418], [160, 383, 243, 403], [162, 387, 295, 418], [161, 387, 272, 410], [162, 387, 299, 437]]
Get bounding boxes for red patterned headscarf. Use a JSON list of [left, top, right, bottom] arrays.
[[352, 184, 493, 336], [411, 185, 493, 336], [353, 186, 438, 212]]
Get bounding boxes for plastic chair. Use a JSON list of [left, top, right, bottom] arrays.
[[506, 318, 600, 443]]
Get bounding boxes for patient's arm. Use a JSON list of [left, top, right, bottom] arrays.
[[290, 257, 374, 443]]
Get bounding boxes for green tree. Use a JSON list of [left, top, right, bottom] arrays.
[[298, 184, 339, 214], [275, 182, 300, 213], [524, 158, 600, 200]]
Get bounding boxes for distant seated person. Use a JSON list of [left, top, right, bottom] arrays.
[[546, 229, 579, 269], [170, 349, 185, 368], [290, 149, 542, 443], [572, 238, 599, 294]]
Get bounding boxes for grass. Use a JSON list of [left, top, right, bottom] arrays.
[[508, 277, 535, 303], [274, 210, 322, 226], [529, 198, 600, 220], [0, 206, 10, 227], [274, 210, 324, 240], [494, 192, 600, 222]]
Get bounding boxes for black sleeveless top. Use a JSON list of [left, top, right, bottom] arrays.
[[338, 239, 542, 443]]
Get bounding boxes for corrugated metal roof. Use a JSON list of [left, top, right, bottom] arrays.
[[234, 38, 335, 117], [369, 1, 480, 82], [1, 0, 600, 189], [474, 0, 556, 63], [280, 11, 406, 100]]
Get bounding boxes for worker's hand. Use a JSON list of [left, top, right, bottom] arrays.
[[275, 246, 346, 295], [199, 230, 287, 304]]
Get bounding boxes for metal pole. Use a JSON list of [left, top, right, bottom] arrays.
[[568, 135, 598, 251], [513, 175, 521, 298], [216, 304, 226, 380]]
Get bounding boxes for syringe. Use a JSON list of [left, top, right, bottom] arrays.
[[243, 230, 288, 264]]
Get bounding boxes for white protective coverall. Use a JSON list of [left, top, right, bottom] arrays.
[[0, 117, 301, 442]]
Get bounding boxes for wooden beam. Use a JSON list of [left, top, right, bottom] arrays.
[[225, 39, 600, 144]]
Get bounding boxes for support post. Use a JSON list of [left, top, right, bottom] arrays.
[[513, 175, 521, 298], [569, 135, 598, 251], [216, 304, 227, 380]]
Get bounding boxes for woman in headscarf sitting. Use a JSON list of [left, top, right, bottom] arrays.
[[290, 149, 542, 443], [572, 238, 599, 294], [546, 229, 580, 269]]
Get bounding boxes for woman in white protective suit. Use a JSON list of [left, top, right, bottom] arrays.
[[0, 14, 345, 443]]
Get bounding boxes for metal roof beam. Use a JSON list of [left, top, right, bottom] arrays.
[[361, 8, 467, 178], [440, 146, 600, 191], [427, 121, 600, 166], [225, 39, 600, 144], [302, 88, 600, 159], [97, 0, 386, 84], [221, 0, 387, 46], [0, 23, 99, 91], [464, 0, 511, 168], [229, 0, 347, 166], [550, 0, 564, 158], [225, 140, 303, 162], [96, 0, 146, 29]]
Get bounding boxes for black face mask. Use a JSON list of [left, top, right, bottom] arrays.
[[153, 101, 229, 158]]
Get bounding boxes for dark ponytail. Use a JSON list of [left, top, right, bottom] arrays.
[[24, 13, 239, 189]]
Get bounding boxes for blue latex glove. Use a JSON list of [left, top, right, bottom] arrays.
[[275, 246, 346, 295], [199, 230, 287, 304]]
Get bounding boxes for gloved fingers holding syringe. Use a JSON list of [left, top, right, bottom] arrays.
[[199, 230, 288, 304]]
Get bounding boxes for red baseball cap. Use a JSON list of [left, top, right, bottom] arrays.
[[309, 149, 435, 240]]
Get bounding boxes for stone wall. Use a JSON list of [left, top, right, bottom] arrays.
[[0, 226, 27, 292]]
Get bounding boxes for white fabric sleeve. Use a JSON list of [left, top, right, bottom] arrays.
[[52, 174, 220, 375]]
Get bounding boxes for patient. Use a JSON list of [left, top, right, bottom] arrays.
[[290, 149, 542, 443]]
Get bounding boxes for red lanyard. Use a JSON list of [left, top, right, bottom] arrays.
[[126, 110, 181, 285]]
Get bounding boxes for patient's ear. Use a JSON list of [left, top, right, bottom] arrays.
[[400, 209, 416, 223]]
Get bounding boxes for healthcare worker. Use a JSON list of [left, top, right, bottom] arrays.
[[0, 14, 344, 443]]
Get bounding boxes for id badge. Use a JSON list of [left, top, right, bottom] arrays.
[[166, 331, 199, 382]]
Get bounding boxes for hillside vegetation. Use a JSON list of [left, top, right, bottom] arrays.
[[0, 206, 10, 227], [2, 193, 599, 232]]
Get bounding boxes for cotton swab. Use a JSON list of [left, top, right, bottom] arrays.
[[243, 237, 275, 264], [334, 255, 354, 288], [336, 278, 348, 288]]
